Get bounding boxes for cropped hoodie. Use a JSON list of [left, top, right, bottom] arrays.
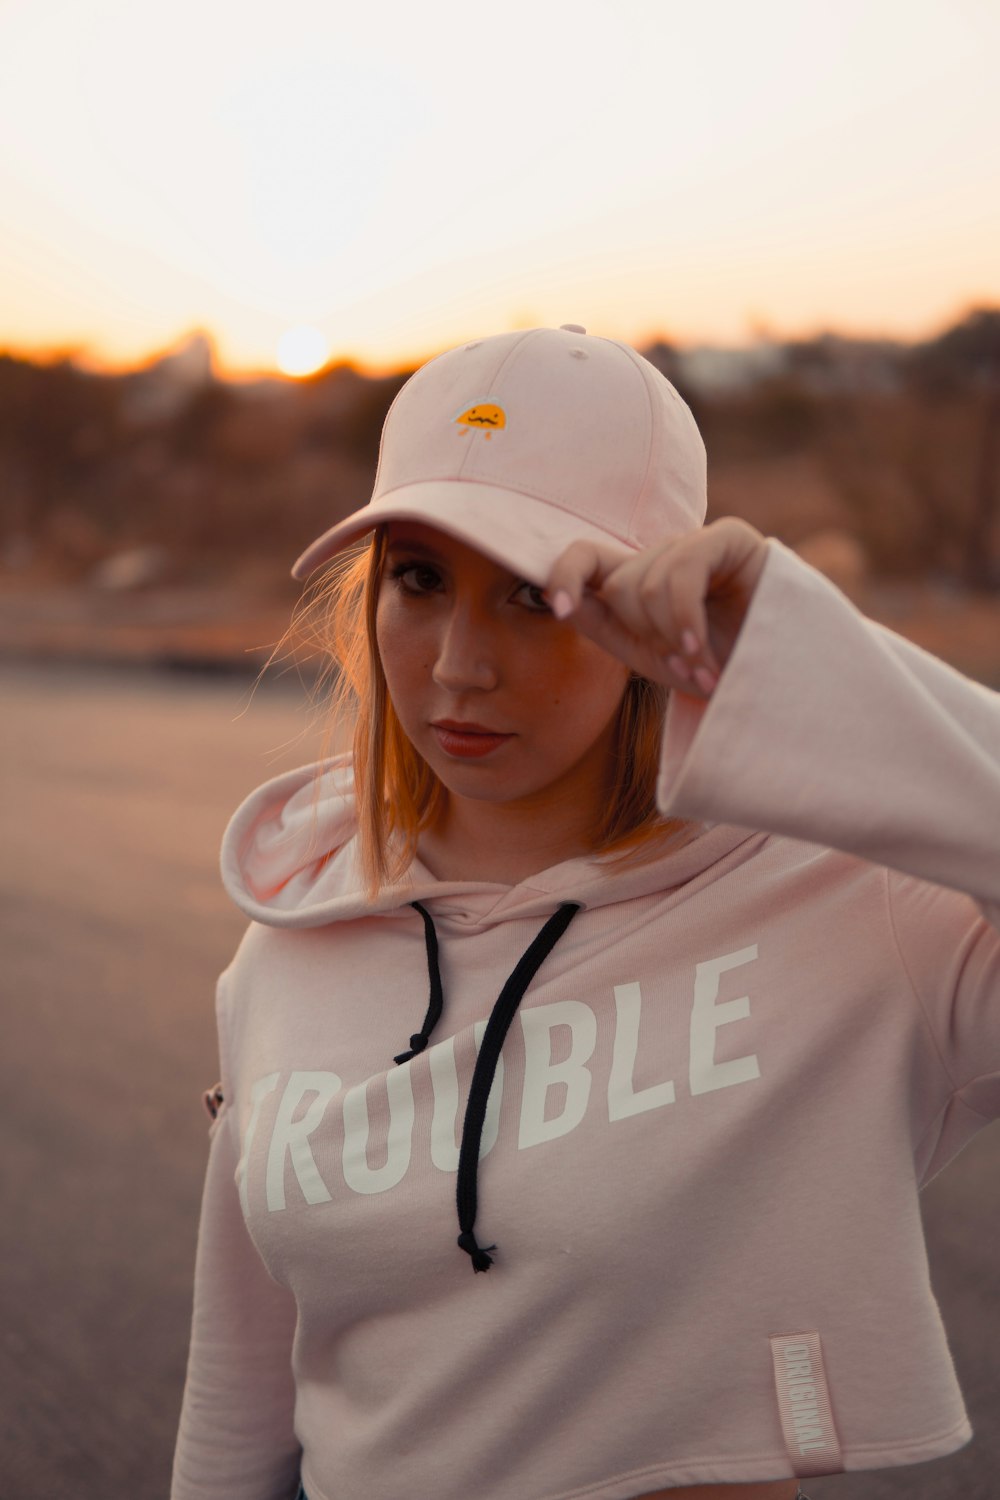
[[171, 538, 1000, 1500]]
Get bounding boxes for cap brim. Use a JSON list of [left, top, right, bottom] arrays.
[[290, 481, 638, 585]]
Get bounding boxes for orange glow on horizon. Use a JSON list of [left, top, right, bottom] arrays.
[[2, 0, 999, 387], [3, 289, 999, 388], [1, 0, 999, 386]]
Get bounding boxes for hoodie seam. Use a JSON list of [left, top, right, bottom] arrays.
[[883, 865, 972, 1112]]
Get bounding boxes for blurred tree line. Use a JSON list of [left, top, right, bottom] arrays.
[[1, 308, 997, 593]]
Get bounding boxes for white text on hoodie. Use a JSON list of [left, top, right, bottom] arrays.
[[239, 945, 761, 1210]]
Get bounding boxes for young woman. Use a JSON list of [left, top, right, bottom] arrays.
[[171, 324, 1000, 1500]]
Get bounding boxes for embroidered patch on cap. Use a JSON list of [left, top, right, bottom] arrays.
[[454, 400, 506, 439], [770, 1331, 845, 1477]]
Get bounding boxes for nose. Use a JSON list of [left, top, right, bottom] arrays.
[[430, 598, 499, 693]]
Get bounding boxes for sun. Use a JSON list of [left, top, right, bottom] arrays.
[[276, 325, 330, 377]]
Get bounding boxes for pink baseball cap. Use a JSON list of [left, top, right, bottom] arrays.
[[290, 323, 707, 585]]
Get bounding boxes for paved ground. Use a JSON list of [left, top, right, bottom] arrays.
[[0, 658, 336, 1499], [0, 658, 998, 1499]]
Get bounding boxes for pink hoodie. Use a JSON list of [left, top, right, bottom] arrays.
[[171, 537, 1000, 1500]]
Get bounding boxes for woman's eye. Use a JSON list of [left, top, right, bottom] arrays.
[[388, 561, 550, 613], [390, 562, 440, 594], [516, 582, 552, 613]]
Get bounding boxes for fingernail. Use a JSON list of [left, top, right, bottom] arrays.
[[682, 629, 700, 657], [551, 589, 574, 620], [694, 666, 718, 694], [666, 653, 692, 681]]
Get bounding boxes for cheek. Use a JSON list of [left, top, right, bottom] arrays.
[[375, 593, 422, 697], [530, 638, 629, 739], [545, 637, 627, 701]]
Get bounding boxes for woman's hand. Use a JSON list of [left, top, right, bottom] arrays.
[[544, 518, 769, 696]]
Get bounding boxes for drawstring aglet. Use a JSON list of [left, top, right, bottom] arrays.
[[393, 1033, 428, 1066], [457, 1230, 497, 1272]]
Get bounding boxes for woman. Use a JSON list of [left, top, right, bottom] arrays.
[[172, 324, 1000, 1500]]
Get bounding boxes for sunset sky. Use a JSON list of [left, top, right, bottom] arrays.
[[1, 0, 998, 380]]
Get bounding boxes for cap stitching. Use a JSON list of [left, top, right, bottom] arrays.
[[373, 347, 452, 492], [453, 330, 545, 483]]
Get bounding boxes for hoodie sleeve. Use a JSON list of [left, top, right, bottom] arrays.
[[171, 977, 302, 1500], [656, 536, 1000, 1124]]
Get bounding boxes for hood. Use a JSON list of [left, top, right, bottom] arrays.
[[219, 721, 760, 934]]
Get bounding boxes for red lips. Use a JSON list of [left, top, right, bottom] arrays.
[[431, 722, 515, 759], [432, 719, 511, 735]]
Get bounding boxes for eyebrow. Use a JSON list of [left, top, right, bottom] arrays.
[[383, 535, 450, 562], [383, 533, 533, 588]]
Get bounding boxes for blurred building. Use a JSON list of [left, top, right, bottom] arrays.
[[673, 341, 789, 395], [121, 331, 217, 425]]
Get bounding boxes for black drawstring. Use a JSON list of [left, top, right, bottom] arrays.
[[455, 901, 582, 1270], [393, 901, 443, 1064], [394, 898, 583, 1273]]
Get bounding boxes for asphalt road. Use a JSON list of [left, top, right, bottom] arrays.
[[1, 659, 998, 1500]]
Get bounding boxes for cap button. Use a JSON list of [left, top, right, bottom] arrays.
[[559, 323, 587, 334]]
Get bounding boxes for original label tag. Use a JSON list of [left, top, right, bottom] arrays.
[[770, 1330, 845, 1477]]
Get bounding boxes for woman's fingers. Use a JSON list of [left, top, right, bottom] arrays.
[[629, 543, 719, 676], [558, 588, 708, 693], [546, 534, 718, 677], [544, 520, 769, 692], [544, 539, 634, 615]]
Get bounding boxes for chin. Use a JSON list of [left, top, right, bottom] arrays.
[[425, 752, 529, 800], [434, 767, 523, 799]]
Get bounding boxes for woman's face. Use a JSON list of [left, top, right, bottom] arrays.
[[374, 520, 631, 820]]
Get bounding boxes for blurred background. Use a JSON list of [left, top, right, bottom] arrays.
[[1, 0, 999, 1496]]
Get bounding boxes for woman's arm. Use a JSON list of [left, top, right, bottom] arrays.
[[549, 524, 1000, 1146], [654, 536, 1000, 1162], [171, 1099, 302, 1500], [655, 535, 1000, 927]]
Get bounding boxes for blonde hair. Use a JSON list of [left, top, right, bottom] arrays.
[[274, 528, 701, 903]]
